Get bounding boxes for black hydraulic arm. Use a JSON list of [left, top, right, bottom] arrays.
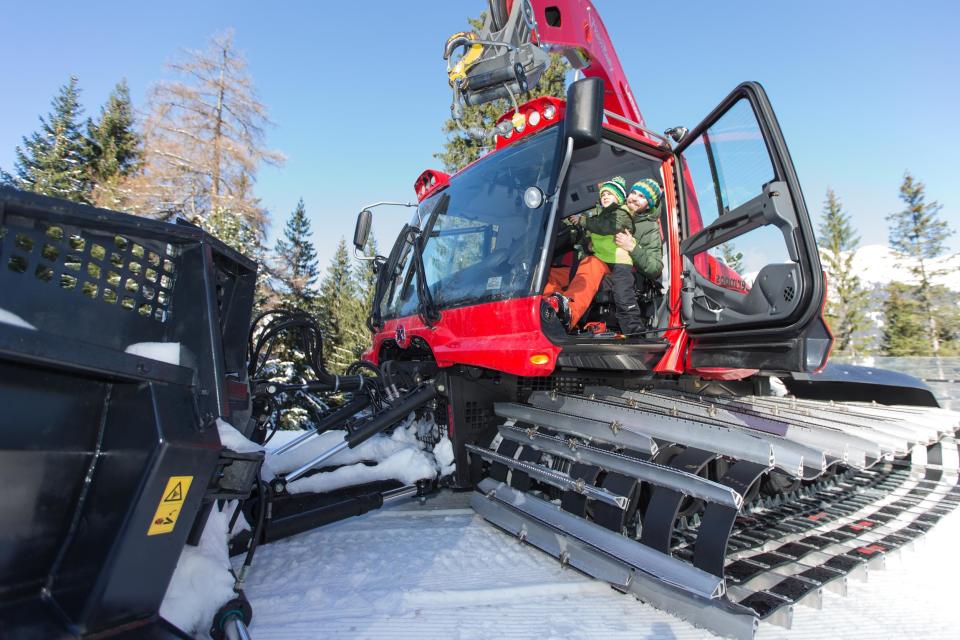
[[275, 382, 438, 488]]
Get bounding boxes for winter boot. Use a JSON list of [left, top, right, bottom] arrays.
[[544, 292, 572, 328]]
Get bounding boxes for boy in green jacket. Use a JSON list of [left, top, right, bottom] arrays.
[[582, 177, 663, 336]]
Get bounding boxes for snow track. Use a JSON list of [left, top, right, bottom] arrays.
[[241, 490, 960, 639]]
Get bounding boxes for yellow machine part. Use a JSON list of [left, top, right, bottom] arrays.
[[447, 31, 484, 85]]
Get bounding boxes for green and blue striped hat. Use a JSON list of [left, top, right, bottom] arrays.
[[631, 178, 662, 209], [598, 176, 627, 205]]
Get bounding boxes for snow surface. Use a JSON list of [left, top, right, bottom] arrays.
[[217, 418, 264, 455], [160, 503, 237, 638], [270, 415, 444, 494], [125, 341, 181, 366], [265, 413, 445, 486], [162, 410, 960, 639], [240, 489, 960, 640], [158, 414, 451, 638], [287, 447, 438, 495], [0, 308, 36, 330], [769, 376, 788, 397], [433, 436, 456, 477]]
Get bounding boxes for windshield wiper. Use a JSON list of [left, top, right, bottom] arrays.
[[412, 227, 441, 327], [409, 194, 450, 327], [365, 256, 388, 332]]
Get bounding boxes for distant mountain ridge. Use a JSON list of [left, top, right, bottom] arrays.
[[831, 244, 960, 291]]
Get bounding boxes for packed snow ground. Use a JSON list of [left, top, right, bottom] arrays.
[[163, 405, 960, 639], [160, 416, 448, 637], [239, 489, 960, 640]]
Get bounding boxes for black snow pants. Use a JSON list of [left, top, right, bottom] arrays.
[[609, 263, 646, 336]]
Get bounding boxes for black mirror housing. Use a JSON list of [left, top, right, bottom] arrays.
[[564, 77, 604, 148], [354, 209, 372, 251]]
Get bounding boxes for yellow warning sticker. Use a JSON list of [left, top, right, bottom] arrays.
[[147, 475, 193, 536]]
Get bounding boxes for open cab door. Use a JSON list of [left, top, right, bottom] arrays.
[[675, 82, 832, 373]]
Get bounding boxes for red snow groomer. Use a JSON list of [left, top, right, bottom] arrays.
[[4, 2, 957, 639], [330, 1, 960, 636]]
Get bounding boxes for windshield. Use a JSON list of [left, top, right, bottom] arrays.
[[381, 126, 561, 319]]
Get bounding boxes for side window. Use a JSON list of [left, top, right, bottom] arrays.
[[381, 235, 416, 317], [680, 99, 791, 292]]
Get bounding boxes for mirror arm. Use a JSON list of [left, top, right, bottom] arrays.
[[354, 201, 420, 262], [354, 247, 377, 262], [360, 201, 419, 224]]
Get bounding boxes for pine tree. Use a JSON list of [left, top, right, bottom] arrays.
[[818, 189, 869, 355], [274, 198, 319, 304], [269, 199, 322, 381], [930, 285, 960, 356], [718, 242, 744, 273], [202, 207, 262, 260], [881, 282, 928, 356], [86, 80, 142, 208], [355, 234, 379, 314], [345, 235, 379, 361], [886, 173, 954, 356], [2, 77, 91, 202], [317, 238, 359, 373], [435, 14, 570, 172]]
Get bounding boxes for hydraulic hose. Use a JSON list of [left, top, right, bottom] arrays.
[[235, 479, 268, 590]]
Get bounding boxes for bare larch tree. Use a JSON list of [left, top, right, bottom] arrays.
[[125, 30, 284, 246]]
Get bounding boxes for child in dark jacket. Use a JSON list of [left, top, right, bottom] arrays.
[[582, 177, 663, 335]]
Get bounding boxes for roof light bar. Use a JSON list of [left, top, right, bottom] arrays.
[[495, 96, 566, 150], [413, 169, 451, 202]]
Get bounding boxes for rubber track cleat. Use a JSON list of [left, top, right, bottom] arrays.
[[544, 293, 572, 328]]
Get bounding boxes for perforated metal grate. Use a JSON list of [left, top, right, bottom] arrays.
[[2, 221, 178, 323]]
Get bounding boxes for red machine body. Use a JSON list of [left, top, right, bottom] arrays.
[[364, 0, 831, 382]]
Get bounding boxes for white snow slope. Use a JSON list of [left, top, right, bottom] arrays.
[[833, 244, 960, 291], [240, 490, 960, 640]]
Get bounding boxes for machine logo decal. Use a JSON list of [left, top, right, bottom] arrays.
[[147, 475, 194, 536], [395, 325, 406, 345]]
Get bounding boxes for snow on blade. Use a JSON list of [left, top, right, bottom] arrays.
[[125, 341, 181, 366], [159, 503, 236, 637], [264, 412, 433, 477], [0, 308, 36, 330], [433, 436, 456, 477], [287, 447, 438, 495], [268, 412, 447, 493], [769, 376, 789, 397], [217, 418, 264, 454]]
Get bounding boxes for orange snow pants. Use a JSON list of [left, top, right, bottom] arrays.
[[543, 256, 610, 327]]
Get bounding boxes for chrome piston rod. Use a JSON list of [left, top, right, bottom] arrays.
[[282, 384, 436, 485]]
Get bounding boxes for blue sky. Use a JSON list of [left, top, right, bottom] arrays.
[[2, 0, 958, 267]]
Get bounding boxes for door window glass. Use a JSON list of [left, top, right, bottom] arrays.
[[681, 98, 790, 292]]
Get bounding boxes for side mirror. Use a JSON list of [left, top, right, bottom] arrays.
[[353, 209, 372, 251], [564, 77, 604, 148]]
